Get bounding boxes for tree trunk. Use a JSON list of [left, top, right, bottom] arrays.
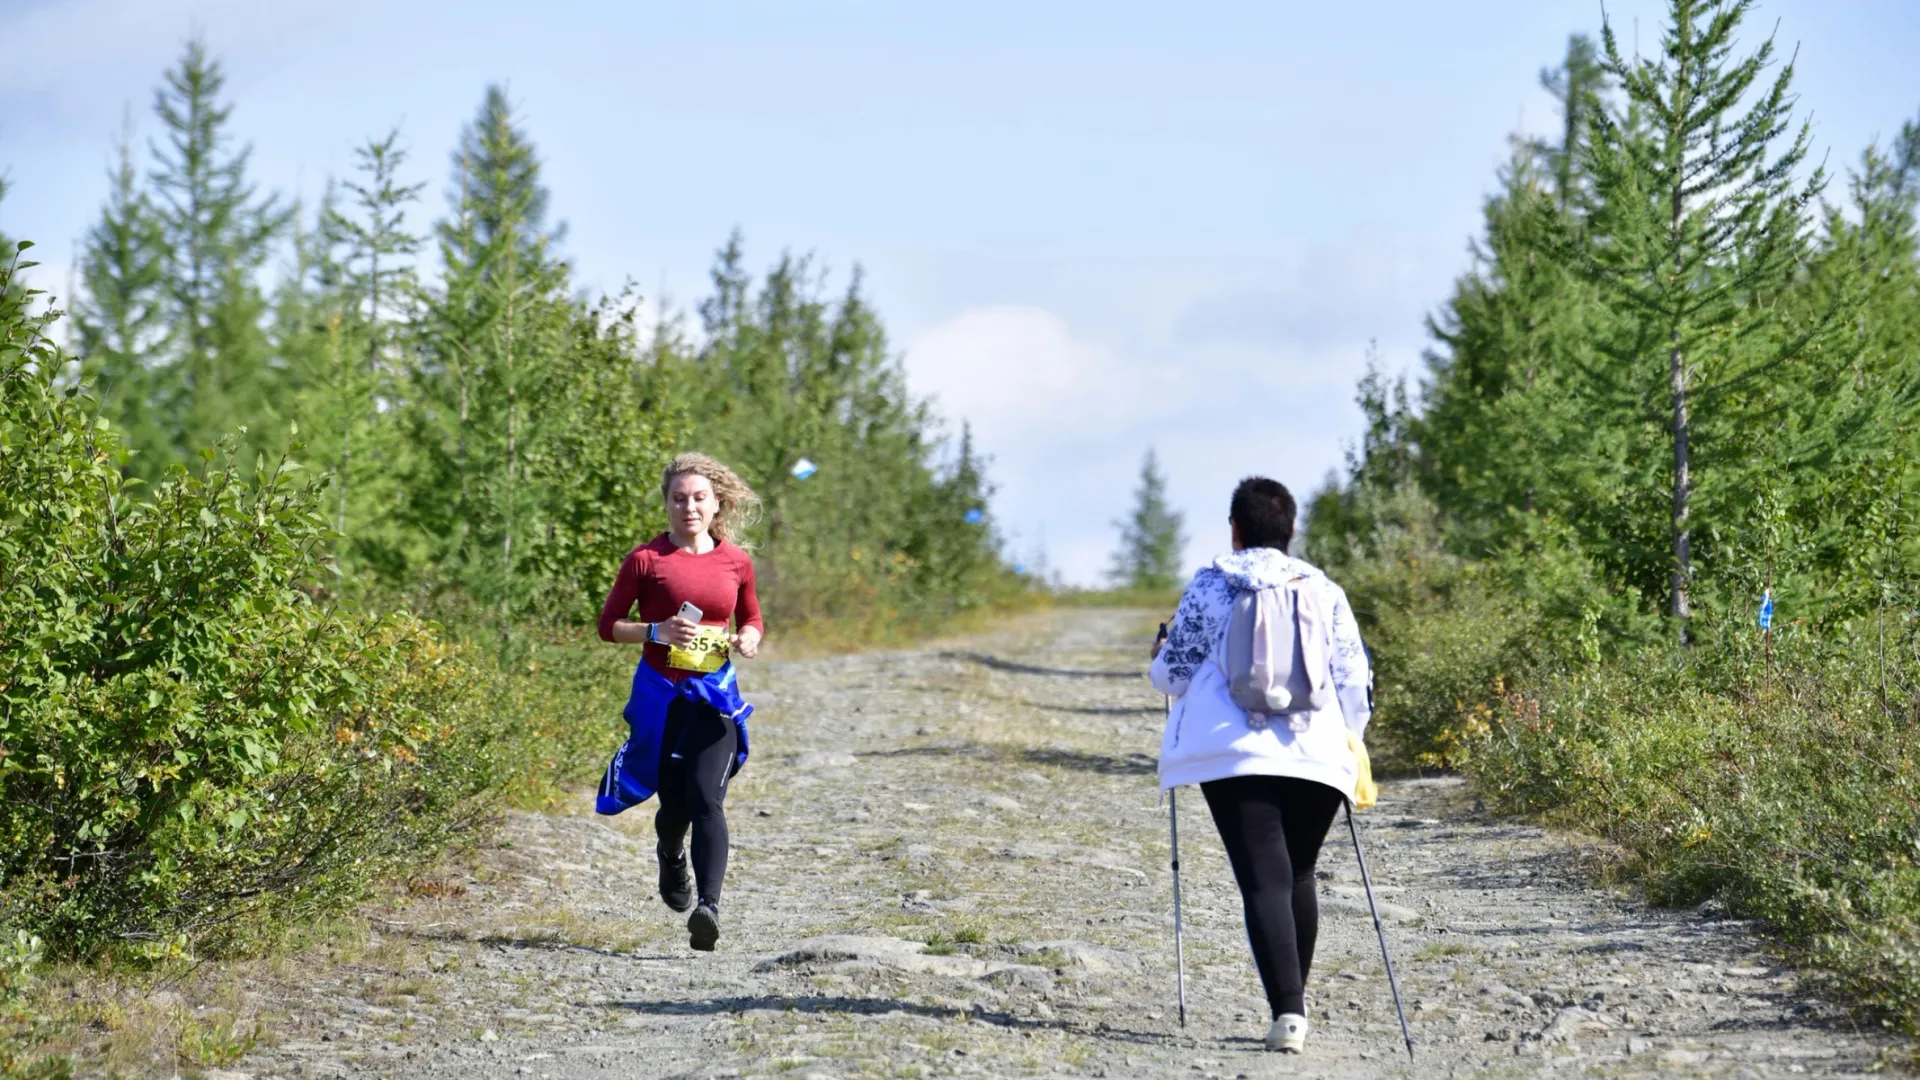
[[501, 234, 518, 584], [332, 312, 350, 537], [1667, 39, 1693, 636], [455, 359, 470, 559], [454, 154, 472, 564], [366, 249, 381, 423], [1669, 333, 1692, 625], [456, 364, 469, 526]]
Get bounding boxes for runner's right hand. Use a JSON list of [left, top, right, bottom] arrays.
[[660, 615, 702, 646]]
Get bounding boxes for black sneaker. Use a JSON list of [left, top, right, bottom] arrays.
[[687, 902, 720, 952], [657, 849, 693, 913]]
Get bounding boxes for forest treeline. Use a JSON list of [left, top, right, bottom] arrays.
[[45, 41, 1017, 635], [0, 36, 1025, 1007], [1308, 0, 1920, 1028]]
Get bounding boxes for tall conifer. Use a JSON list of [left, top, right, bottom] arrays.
[[411, 85, 567, 615], [1109, 449, 1185, 590], [147, 37, 289, 466], [322, 130, 424, 537], [1575, 0, 1838, 631], [74, 115, 169, 458]]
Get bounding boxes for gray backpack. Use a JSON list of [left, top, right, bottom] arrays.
[[1218, 574, 1333, 730]]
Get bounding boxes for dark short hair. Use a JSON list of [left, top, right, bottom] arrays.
[[1230, 477, 1296, 551]]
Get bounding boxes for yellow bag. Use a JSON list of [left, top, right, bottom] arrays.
[[1349, 729, 1378, 810]]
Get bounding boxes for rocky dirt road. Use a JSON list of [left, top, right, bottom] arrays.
[[229, 608, 1894, 1079]]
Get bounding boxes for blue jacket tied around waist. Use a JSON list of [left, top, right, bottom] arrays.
[[596, 661, 752, 815]]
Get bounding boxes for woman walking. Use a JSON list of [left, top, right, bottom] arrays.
[[596, 453, 765, 952], [1149, 477, 1372, 1053]]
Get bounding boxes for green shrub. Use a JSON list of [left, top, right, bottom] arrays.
[[1307, 481, 1664, 770], [0, 254, 507, 955], [1305, 483, 1530, 769], [1469, 615, 1920, 1031]]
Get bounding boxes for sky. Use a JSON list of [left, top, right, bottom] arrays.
[[4, 0, 1917, 584]]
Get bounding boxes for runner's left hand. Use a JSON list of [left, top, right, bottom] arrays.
[[730, 626, 762, 659]]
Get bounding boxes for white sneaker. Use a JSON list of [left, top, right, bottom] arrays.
[[1266, 1012, 1308, 1053]]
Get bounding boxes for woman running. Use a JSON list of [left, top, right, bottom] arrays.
[[596, 453, 764, 952], [1149, 477, 1373, 1054]]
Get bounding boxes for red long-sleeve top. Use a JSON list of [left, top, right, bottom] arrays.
[[597, 534, 765, 681]]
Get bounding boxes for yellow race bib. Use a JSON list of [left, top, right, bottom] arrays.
[[667, 625, 731, 673]]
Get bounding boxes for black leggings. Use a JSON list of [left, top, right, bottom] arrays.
[[654, 697, 739, 908], [1200, 775, 1345, 1018]]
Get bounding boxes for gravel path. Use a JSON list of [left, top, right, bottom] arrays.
[[228, 608, 1895, 1079]]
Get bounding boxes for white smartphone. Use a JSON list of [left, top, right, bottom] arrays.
[[677, 601, 704, 623]]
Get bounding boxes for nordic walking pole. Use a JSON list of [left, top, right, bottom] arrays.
[[1155, 622, 1187, 1029], [1170, 779, 1188, 1028], [1346, 800, 1413, 1062]]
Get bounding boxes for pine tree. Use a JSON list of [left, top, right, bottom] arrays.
[[1829, 115, 1920, 384], [469, 93, 564, 606], [409, 85, 569, 614], [1536, 35, 1609, 212], [411, 153, 488, 571], [321, 130, 423, 537], [1574, 0, 1841, 631], [147, 37, 290, 466], [73, 114, 169, 466], [1419, 153, 1587, 541], [450, 85, 563, 264], [1789, 112, 1920, 616], [1417, 37, 1614, 559], [1109, 448, 1185, 590]]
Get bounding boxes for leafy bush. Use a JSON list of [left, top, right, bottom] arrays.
[[1306, 478, 1666, 770], [0, 252, 507, 955], [1469, 613, 1920, 1030]]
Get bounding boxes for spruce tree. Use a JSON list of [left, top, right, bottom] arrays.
[[321, 130, 423, 537], [1536, 35, 1609, 212], [670, 234, 1007, 623], [147, 37, 290, 466], [74, 115, 169, 466], [1420, 149, 1598, 546], [451, 85, 563, 263], [1789, 114, 1920, 615], [410, 85, 568, 613], [469, 92, 564, 604], [1575, 0, 1840, 630], [1418, 37, 1613, 559], [412, 153, 488, 570], [1109, 448, 1185, 590]]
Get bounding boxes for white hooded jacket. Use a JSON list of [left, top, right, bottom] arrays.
[[1149, 548, 1371, 797]]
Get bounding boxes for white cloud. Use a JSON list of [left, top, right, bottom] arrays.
[[905, 305, 1170, 586], [904, 302, 1378, 587], [898, 230, 1445, 588], [903, 305, 1148, 456]]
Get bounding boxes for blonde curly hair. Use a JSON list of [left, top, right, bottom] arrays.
[[660, 452, 762, 549]]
